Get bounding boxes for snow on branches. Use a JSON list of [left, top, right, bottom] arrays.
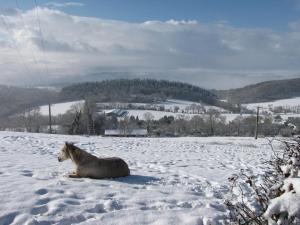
[[226, 137, 300, 225]]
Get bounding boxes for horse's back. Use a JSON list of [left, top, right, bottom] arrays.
[[97, 157, 130, 178]]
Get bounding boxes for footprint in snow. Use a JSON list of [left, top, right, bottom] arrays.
[[104, 199, 122, 211], [35, 188, 48, 195], [86, 203, 106, 214], [36, 198, 51, 205], [64, 199, 81, 206], [206, 202, 227, 212], [104, 193, 116, 199], [21, 170, 33, 177], [30, 205, 49, 215], [0, 212, 18, 225]]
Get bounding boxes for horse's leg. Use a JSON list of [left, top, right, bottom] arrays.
[[68, 173, 80, 178]]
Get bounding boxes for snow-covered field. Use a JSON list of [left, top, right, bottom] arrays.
[[37, 98, 300, 123], [121, 110, 251, 123], [38, 99, 225, 117], [155, 99, 225, 112], [244, 97, 300, 111], [0, 132, 276, 225], [107, 109, 198, 121], [39, 101, 84, 116]]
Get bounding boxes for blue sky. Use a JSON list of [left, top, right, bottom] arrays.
[[0, 0, 300, 88], [1, 0, 299, 30]]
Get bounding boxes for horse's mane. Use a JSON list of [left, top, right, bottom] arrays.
[[65, 143, 94, 164]]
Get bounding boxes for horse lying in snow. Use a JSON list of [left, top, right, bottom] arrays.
[[58, 142, 130, 179]]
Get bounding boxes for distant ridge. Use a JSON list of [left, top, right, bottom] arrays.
[[59, 79, 237, 111], [3, 77, 300, 118], [60, 79, 216, 104], [0, 85, 56, 117], [216, 77, 300, 103]]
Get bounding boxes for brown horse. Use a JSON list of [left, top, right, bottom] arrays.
[[58, 142, 130, 179]]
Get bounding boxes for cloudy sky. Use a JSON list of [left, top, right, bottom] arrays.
[[1, 0, 300, 89]]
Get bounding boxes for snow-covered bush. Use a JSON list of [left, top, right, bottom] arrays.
[[264, 178, 300, 224], [226, 137, 300, 224]]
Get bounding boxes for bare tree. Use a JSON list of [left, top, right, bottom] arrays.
[[65, 102, 84, 135], [83, 99, 97, 135], [119, 116, 132, 136], [143, 112, 154, 132], [196, 104, 205, 114], [206, 108, 220, 136], [23, 107, 43, 133], [190, 103, 197, 113], [174, 106, 180, 113], [143, 112, 154, 122]]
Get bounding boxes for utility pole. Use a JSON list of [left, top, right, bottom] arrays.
[[255, 106, 260, 139], [48, 103, 52, 134]]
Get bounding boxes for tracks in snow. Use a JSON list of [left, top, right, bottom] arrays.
[[0, 132, 274, 225]]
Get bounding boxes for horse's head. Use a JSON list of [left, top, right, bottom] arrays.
[[58, 142, 73, 162]]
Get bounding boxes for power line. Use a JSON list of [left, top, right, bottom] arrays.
[[33, 0, 50, 77], [34, 0, 45, 50], [33, 0, 53, 131], [15, 0, 43, 80], [0, 14, 33, 77], [255, 106, 260, 139]]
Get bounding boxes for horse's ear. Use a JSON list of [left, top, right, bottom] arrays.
[[65, 142, 75, 147], [65, 142, 72, 147]]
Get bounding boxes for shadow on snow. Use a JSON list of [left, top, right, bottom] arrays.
[[114, 175, 160, 185]]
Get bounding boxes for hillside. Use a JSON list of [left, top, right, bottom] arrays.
[[59, 79, 215, 103], [59, 79, 239, 112], [4, 77, 300, 119], [59, 79, 237, 111], [216, 77, 300, 103], [0, 80, 237, 120], [0, 85, 57, 117]]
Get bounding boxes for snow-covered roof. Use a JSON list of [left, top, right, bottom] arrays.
[[105, 129, 148, 136], [106, 109, 129, 117]]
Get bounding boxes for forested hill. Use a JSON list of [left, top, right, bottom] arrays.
[[0, 85, 57, 117], [3, 77, 300, 118], [59, 79, 239, 111], [60, 79, 217, 104], [216, 77, 300, 103]]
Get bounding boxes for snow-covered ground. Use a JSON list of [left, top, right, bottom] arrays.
[[105, 109, 198, 121], [118, 110, 251, 123], [0, 132, 276, 225], [156, 99, 226, 112], [37, 98, 300, 123], [39, 100, 84, 116], [280, 113, 300, 120], [244, 97, 300, 111], [98, 99, 226, 113], [38, 99, 226, 117]]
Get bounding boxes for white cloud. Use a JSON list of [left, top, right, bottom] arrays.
[[45, 2, 84, 8], [0, 7, 299, 88]]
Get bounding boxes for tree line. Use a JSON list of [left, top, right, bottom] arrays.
[[1, 99, 298, 137], [59, 79, 239, 112]]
